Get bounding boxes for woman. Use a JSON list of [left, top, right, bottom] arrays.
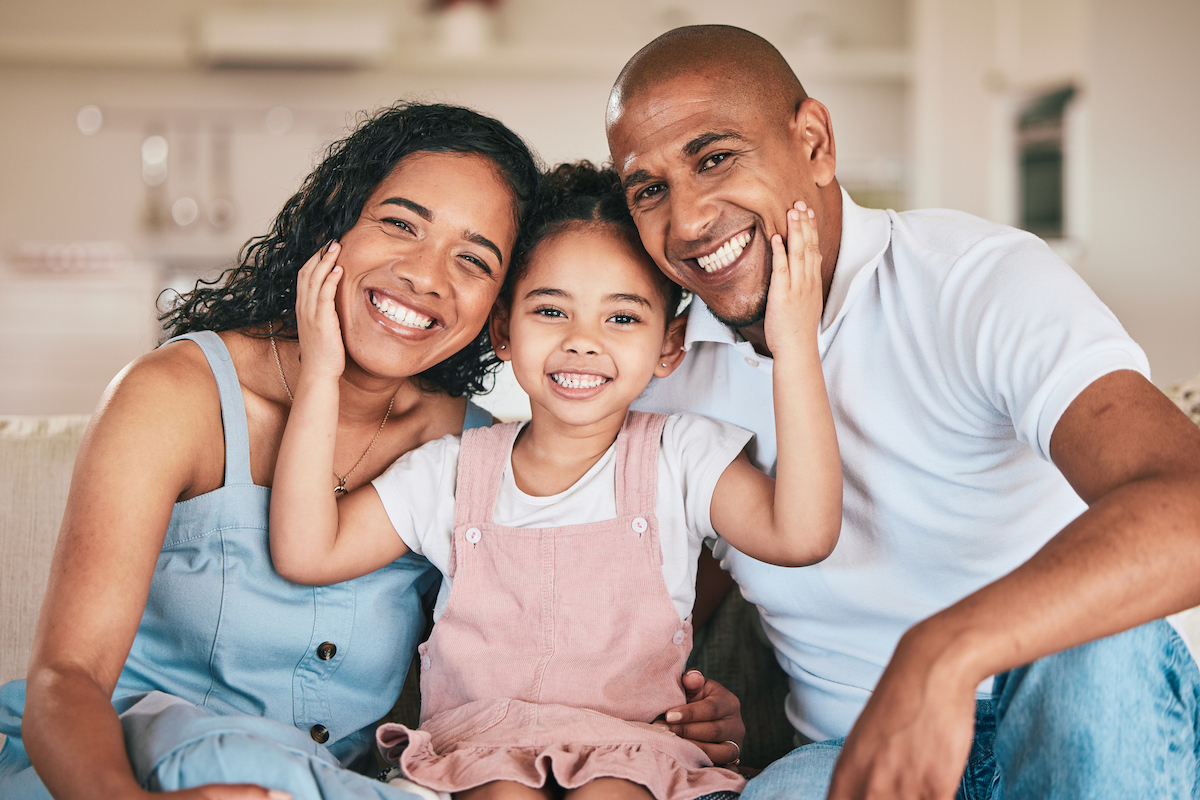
[[0, 103, 740, 800]]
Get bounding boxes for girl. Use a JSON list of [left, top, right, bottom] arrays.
[[269, 163, 842, 800]]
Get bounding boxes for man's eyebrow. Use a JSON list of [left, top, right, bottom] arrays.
[[621, 169, 655, 194], [682, 131, 745, 158], [380, 197, 432, 220], [607, 292, 652, 308]]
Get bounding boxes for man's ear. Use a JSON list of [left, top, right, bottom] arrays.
[[489, 301, 512, 362], [792, 97, 837, 188], [654, 313, 688, 378]]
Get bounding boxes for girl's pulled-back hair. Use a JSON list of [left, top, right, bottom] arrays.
[[506, 161, 683, 318], [161, 102, 540, 397]]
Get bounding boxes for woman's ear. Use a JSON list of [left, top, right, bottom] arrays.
[[654, 313, 688, 378], [489, 301, 512, 362]]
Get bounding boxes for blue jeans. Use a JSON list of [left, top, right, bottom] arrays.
[[742, 620, 1200, 799]]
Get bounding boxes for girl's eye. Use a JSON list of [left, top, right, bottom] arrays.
[[533, 306, 565, 318], [700, 152, 730, 171], [609, 313, 641, 325]]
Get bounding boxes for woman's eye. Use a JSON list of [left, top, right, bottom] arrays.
[[384, 218, 414, 233], [700, 152, 730, 171], [460, 254, 493, 276]]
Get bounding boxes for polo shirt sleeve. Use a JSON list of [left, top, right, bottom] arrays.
[[945, 230, 1150, 462], [371, 434, 459, 572]]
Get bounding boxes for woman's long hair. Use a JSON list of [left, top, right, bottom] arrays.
[[160, 102, 541, 397]]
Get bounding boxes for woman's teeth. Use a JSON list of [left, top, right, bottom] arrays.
[[551, 373, 609, 389], [372, 294, 434, 329], [697, 231, 752, 272]]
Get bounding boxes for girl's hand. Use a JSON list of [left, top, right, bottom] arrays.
[[295, 242, 346, 383], [764, 201, 823, 357]]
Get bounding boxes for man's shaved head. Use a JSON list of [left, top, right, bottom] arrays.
[[608, 25, 807, 130]]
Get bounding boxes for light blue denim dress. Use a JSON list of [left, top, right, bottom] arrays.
[[0, 331, 490, 799]]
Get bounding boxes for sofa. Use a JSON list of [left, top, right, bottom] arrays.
[[4, 374, 1200, 758]]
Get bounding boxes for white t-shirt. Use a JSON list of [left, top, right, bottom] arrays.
[[372, 412, 753, 622], [632, 190, 1152, 742]]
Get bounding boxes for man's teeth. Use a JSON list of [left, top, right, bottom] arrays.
[[696, 231, 752, 272], [551, 373, 609, 389], [372, 294, 434, 329]]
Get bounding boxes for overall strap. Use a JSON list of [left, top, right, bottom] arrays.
[[614, 411, 668, 517], [453, 421, 522, 527], [162, 331, 254, 487]]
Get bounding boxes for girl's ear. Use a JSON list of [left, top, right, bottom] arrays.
[[654, 312, 688, 378], [489, 301, 512, 362]]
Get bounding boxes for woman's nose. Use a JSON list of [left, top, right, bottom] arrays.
[[390, 247, 450, 296]]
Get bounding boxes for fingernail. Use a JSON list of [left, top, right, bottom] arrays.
[[332, 265, 341, 273], [772, 234, 783, 244], [685, 669, 703, 678], [807, 208, 815, 219], [651, 720, 669, 729], [665, 711, 682, 723], [796, 201, 807, 211], [788, 209, 800, 220], [268, 791, 293, 800]]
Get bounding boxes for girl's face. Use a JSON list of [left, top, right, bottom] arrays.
[[333, 151, 517, 380], [492, 226, 683, 432]]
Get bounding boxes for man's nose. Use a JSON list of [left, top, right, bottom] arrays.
[[669, 181, 718, 243]]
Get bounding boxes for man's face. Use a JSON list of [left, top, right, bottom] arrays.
[[607, 72, 817, 329]]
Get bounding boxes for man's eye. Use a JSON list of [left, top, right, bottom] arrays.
[[700, 152, 730, 171], [635, 183, 665, 203]]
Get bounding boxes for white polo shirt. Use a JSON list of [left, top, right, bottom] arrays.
[[632, 190, 1151, 741]]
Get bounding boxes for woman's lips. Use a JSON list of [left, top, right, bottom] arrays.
[[369, 291, 436, 330]]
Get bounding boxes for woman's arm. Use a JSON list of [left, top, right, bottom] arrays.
[[23, 347, 284, 800], [269, 243, 408, 585], [710, 202, 843, 567]]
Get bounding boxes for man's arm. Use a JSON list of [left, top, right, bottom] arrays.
[[828, 369, 1200, 800]]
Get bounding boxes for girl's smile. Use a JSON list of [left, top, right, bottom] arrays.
[[493, 225, 683, 437]]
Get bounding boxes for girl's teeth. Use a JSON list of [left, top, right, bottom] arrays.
[[697, 231, 751, 272], [552, 373, 608, 390], [371, 294, 433, 329]]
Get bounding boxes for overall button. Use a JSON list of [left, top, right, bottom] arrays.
[[310, 724, 330, 744], [316, 642, 337, 660], [631, 517, 648, 534], [421, 653, 432, 671], [672, 630, 686, 645], [465, 527, 482, 544]]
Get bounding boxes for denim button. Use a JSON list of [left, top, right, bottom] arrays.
[[317, 641, 337, 660], [466, 527, 482, 544], [631, 517, 648, 534], [310, 724, 329, 743]]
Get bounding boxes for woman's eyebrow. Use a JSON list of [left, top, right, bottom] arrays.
[[381, 197, 503, 265]]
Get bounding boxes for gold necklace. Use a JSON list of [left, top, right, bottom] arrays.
[[271, 334, 393, 495]]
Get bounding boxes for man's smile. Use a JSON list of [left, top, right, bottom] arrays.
[[695, 229, 753, 273]]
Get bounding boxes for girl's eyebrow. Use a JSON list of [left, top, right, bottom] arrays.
[[523, 287, 568, 301], [607, 292, 652, 308], [522, 288, 651, 308]]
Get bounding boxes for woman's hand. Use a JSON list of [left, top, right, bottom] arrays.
[[295, 242, 346, 384], [764, 201, 823, 358], [658, 670, 745, 769]]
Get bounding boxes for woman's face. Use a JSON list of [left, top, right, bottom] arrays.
[[333, 151, 517, 380]]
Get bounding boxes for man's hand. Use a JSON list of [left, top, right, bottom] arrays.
[[658, 669, 746, 768], [827, 627, 977, 800]]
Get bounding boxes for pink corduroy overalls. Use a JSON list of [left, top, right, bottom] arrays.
[[376, 411, 745, 798]]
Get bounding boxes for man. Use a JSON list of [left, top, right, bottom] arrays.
[[608, 25, 1200, 800]]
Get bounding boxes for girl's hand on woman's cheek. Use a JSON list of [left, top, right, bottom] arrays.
[[295, 241, 347, 382]]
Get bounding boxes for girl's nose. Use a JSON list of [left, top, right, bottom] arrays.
[[563, 321, 602, 356]]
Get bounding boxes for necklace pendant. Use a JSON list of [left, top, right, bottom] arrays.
[[333, 482, 348, 496]]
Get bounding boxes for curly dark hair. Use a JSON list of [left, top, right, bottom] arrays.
[[504, 161, 684, 321], [160, 102, 541, 397]]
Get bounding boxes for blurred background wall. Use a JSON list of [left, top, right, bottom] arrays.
[[0, 0, 1196, 419]]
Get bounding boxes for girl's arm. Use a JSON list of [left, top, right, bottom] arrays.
[[269, 244, 408, 586], [23, 346, 287, 800], [710, 203, 843, 567]]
